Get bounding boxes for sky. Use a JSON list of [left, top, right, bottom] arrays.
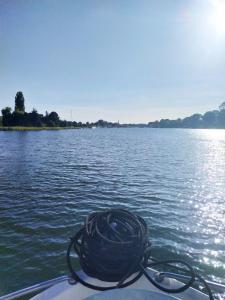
[[0, 0, 225, 123]]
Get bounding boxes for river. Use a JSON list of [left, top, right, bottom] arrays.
[[0, 128, 225, 296]]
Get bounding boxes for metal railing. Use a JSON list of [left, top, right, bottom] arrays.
[[154, 271, 225, 293], [0, 272, 225, 300], [0, 276, 69, 300]]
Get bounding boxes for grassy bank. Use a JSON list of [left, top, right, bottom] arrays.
[[0, 126, 80, 131]]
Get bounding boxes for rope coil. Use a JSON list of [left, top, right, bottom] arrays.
[[67, 209, 213, 299]]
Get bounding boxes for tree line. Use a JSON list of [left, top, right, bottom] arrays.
[[1, 92, 225, 129], [148, 103, 225, 129], [1, 92, 90, 128], [0, 92, 137, 128]]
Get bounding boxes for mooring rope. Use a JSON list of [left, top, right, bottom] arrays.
[[66, 209, 213, 299]]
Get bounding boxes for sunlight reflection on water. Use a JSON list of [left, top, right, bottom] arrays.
[[0, 128, 225, 297], [189, 130, 225, 279]]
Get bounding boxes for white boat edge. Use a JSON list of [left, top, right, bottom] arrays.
[[1, 267, 224, 300], [30, 268, 209, 300]]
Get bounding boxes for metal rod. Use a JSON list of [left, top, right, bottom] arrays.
[[0, 276, 69, 300], [155, 272, 225, 293], [1, 271, 225, 299]]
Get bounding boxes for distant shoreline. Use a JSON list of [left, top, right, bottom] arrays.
[[1, 92, 225, 129], [1, 126, 225, 131], [0, 126, 81, 131]]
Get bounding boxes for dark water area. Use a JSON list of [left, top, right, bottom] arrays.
[[0, 128, 225, 296]]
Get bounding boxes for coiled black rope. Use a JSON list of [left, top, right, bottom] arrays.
[[67, 209, 214, 299]]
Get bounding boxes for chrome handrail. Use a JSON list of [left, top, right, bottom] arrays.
[[154, 271, 225, 293], [1, 271, 225, 300], [0, 275, 69, 300]]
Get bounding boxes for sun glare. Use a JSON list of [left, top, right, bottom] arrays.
[[208, 0, 225, 35]]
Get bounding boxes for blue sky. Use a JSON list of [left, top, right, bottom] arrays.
[[1, 0, 225, 123]]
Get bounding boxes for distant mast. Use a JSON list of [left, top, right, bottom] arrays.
[[70, 110, 73, 128]]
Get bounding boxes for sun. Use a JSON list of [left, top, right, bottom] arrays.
[[208, 0, 225, 35]]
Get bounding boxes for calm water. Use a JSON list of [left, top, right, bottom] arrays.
[[0, 128, 225, 296]]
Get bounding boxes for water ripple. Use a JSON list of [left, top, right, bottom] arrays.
[[0, 128, 225, 295]]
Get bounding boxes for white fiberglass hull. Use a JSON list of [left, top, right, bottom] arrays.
[[31, 268, 208, 300]]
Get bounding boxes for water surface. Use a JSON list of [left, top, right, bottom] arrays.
[[0, 128, 225, 295]]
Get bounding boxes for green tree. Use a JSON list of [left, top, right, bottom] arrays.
[[48, 111, 59, 126], [15, 91, 25, 113], [29, 108, 42, 127], [219, 102, 225, 111], [1, 107, 12, 126], [182, 114, 202, 128], [218, 109, 225, 128], [202, 111, 219, 128], [12, 111, 25, 126]]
